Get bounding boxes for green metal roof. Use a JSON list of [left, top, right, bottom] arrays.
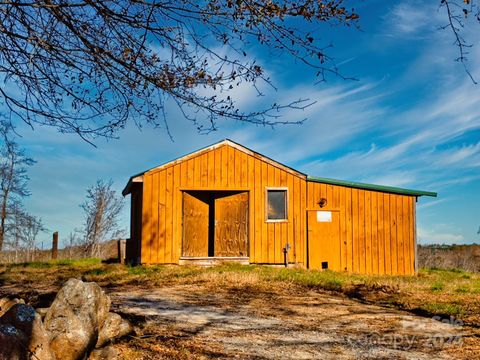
[[307, 176, 437, 197]]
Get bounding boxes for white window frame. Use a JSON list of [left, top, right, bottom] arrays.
[[265, 187, 288, 222]]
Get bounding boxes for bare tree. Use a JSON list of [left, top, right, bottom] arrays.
[[81, 179, 124, 257], [0, 120, 35, 252], [0, 1, 359, 142], [4, 201, 46, 262], [20, 212, 46, 262]]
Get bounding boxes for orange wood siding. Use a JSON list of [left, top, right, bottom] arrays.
[[306, 182, 417, 275], [140, 143, 307, 265], [137, 141, 417, 274]]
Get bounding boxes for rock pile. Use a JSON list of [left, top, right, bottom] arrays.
[[0, 278, 132, 360]]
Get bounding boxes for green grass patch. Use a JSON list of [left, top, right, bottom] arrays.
[[423, 302, 462, 316], [85, 268, 108, 276], [454, 286, 469, 293], [12, 258, 102, 269], [430, 282, 444, 292]]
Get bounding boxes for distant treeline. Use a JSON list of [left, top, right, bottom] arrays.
[[418, 244, 480, 272]]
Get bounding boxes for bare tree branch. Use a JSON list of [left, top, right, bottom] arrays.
[[440, 0, 479, 83], [0, 1, 359, 141]]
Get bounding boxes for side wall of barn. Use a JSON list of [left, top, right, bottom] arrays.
[[306, 181, 417, 275], [140, 144, 307, 265]]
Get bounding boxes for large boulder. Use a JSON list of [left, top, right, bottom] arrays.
[[0, 303, 55, 360], [44, 278, 111, 360], [88, 345, 119, 360], [96, 312, 132, 348]]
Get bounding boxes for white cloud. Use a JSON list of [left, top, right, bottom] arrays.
[[418, 227, 464, 245], [386, 1, 437, 37]]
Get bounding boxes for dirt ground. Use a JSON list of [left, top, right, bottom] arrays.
[[1, 263, 479, 359], [106, 283, 475, 359]]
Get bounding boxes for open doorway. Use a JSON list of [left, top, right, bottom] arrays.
[[182, 190, 249, 258]]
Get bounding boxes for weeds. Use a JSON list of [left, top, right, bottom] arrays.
[[1, 260, 479, 327], [431, 282, 445, 292]]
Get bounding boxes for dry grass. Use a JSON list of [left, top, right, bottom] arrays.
[[1, 260, 479, 359], [418, 244, 480, 272], [0, 260, 479, 328]]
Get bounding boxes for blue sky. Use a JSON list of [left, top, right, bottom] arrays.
[[9, 1, 480, 247]]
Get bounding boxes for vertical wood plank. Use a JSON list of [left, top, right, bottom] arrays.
[[193, 156, 201, 188], [307, 182, 313, 208], [200, 153, 208, 188], [358, 190, 366, 274], [403, 196, 412, 274], [346, 187, 353, 272], [326, 184, 333, 208], [301, 179, 307, 265], [180, 161, 187, 187], [158, 170, 166, 263], [287, 174, 295, 263], [267, 164, 275, 263], [247, 155, 255, 262], [142, 174, 152, 263], [390, 194, 398, 275], [333, 185, 340, 209], [383, 193, 391, 274], [298, 177, 306, 265], [371, 192, 379, 274], [254, 159, 262, 263], [221, 145, 228, 188], [207, 148, 215, 187], [340, 187, 347, 271], [377, 193, 385, 275], [228, 146, 235, 187], [165, 167, 173, 263], [321, 183, 327, 203], [173, 164, 181, 263], [412, 197, 417, 274], [396, 195, 405, 275], [365, 191, 372, 274], [238, 150, 249, 187], [151, 172, 160, 263], [274, 167, 283, 264], [261, 161, 269, 262], [214, 146, 222, 186], [352, 189, 359, 273]]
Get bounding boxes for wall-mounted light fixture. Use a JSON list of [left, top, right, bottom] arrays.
[[318, 198, 327, 208]]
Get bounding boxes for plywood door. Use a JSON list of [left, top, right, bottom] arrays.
[[183, 192, 210, 257], [214, 192, 249, 257], [308, 210, 341, 270]]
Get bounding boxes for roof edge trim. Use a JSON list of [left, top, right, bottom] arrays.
[[130, 139, 307, 179], [122, 174, 144, 196]]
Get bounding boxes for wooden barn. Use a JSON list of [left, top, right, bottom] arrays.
[[122, 140, 436, 275]]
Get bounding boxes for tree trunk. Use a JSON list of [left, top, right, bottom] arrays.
[[0, 198, 6, 252]]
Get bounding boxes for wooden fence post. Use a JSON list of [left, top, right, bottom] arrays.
[[52, 232, 58, 260], [118, 239, 126, 264]]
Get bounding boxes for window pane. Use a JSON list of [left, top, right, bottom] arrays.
[[267, 190, 286, 220]]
